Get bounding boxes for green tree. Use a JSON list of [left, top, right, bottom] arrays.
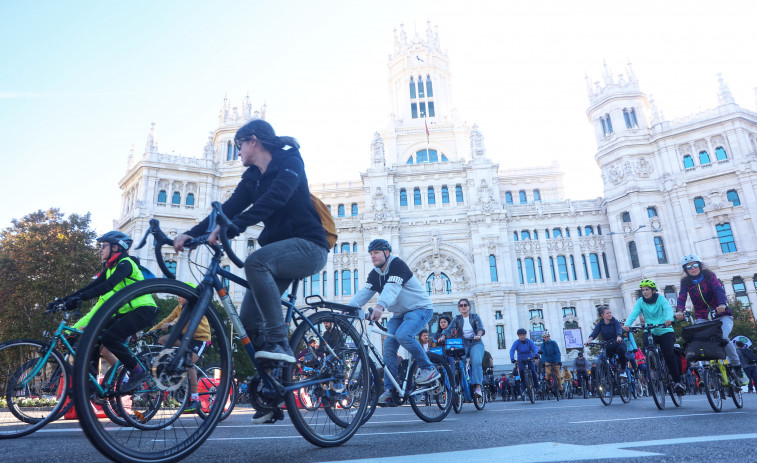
[[729, 298, 757, 344], [0, 209, 100, 340]]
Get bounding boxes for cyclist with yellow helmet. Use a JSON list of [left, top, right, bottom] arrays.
[[623, 279, 684, 395]]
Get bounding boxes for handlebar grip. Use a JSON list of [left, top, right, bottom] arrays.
[[211, 202, 244, 268]]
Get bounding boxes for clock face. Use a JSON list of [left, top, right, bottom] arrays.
[[415, 55, 424, 63]]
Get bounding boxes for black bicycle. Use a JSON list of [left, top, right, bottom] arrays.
[[514, 358, 538, 404], [71, 203, 370, 463], [627, 324, 683, 410], [589, 340, 631, 405]]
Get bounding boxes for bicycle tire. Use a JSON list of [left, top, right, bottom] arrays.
[[452, 369, 463, 413], [0, 340, 70, 439], [647, 351, 665, 410], [99, 365, 129, 427], [196, 366, 237, 422], [285, 311, 369, 447], [524, 370, 535, 404], [727, 368, 744, 409], [473, 385, 486, 410], [619, 375, 631, 403], [408, 352, 453, 422], [597, 361, 612, 406], [582, 376, 589, 399], [702, 366, 722, 412], [662, 359, 682, 408], [72, 279, 232, 463], [360, 358, 381, 425]]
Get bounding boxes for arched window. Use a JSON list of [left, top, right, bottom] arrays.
[[716, 223, 737, 253], [597, 225, 603, 235], [549, 257, 556, 282], [557, 256, 569, 281], [584, 226, 594, 236], [400, 188, 408, 207], [311, 273, 320, 296], [409, 76, 416, 99], [425, 273, 452, 295], [533, 189, 541, 202], [172, 191, 181, 205], [654, 237, 668, 264], [683, 155, 694, 169], [715, 146, 728, 161], [727, 190, 741, 206], [427, 186, 436, 205], [577, 227, 582, 237], [533, 230, 539, 240], [414, 187, 422, 206], [581, 255, 589, 279], [353, 242, 357, 253], [455, 184, 464, 203], [623, 108, 638, 129], [425, 274, 435, 295], [333, 244, 338, 254], [323, 272, 327, 297], [157, 190, 167, 203], [521, 230, 531, 240], [545, 228, 551, 239], [537, 257, 544, 283], [489, 255, 498, 282], [406, 149, 447, 164], [621, 211, 631, 223], [417, 75, 425, 98], [589, 253, 601, 279], [519, 190, 527, 204], [516, 259, 524, 284], [337, 204, 345, 217], [426, 75, 433, 97], [185, 193, 195, 206], [694, 196, 705, 214], [505, 191, 513, 205], [628, 241, 640, 268], [513, 232, 519, 242], [525, 258, 537, 284], [441, 185, 449, 204], [166, 260, 177, 275], [552, 228, 562, 238], [570, 255, 577, 280], [227, 141, 234, 161], [351, 203, 358, 216], [341, 270, 351, 296], [602, 253, 610, 279], [647, 206, 657, 218], [699, 151, 711, 165], [340, 243, 350, 253], [601, 114, 614, 136]]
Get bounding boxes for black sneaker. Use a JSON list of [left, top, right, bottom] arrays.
[[252, 407, 284, 424], [674, 382, 686, 396], [255, 342, 296, 363]]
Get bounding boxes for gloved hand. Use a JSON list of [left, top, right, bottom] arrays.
[[46, 299, 63, 313], [63, 296, 82, 311]]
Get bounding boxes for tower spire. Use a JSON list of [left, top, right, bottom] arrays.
[[717, 73, 735, 105]]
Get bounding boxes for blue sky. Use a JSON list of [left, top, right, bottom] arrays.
[[1, 1, 755, 235]]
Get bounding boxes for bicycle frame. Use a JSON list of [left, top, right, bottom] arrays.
[[15, 314, 81, 391]]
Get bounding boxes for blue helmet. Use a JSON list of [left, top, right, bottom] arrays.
[[368, 239, 391, 253], [97, 231, 132, 251], [680, 254, 700, 268]]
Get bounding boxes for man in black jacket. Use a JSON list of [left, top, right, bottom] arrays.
[[736, 341, 757, 393]]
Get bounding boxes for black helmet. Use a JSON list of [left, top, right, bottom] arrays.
[[517, 328, 527, 335], [97, 231, 133, 251], [368, 239, 391, 253]]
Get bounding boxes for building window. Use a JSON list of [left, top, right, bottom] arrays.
[[157, 190, 167, 203], [455, 184, 464, 203], [354, 270, 359, 294], [341, 270, 351, 296], [340, 243, 350, 253], [597, 225, 603, 235], [505, 191, 513, 205], [552, 228, 562, 238], [495, 311, 503, 320], [654, 236, 668, 264], [513, 232, 519, 242], [621, 211, 631, 223], [489, 255, 498, 282], [577, 227, 583, 237], [532, 323, 545, 332], [414, 187, 422, 206], [333, 244, 338, 254], [425, 273, 451, 294], [353, 242, 358, 253], [400, 189, 407, 207], [602, 252, 610, 279], [717, 223, 737, 253], [562, 307, 577, 318], [311, 273, 320, 296], [623, 108, 638, 129], [334, 271, 339, 295], [557, 256, 569, 281], [545, 228, 551, 239], [581, 255, 589, 279], [683, 155, 694, 169], [337, 204, 345, 217], [247, 239, 256, 254], [647, 206, 657, 218], [529, 309, 543, 320], [589, 253, 601, 279], [521, 230, 531, 240], [565, 227, 571, 238], [351, 203, 358, 216], [715, 146, 728, 161], [628, 241, 640, 268], [733, 277, 750, 307], [409, 76, 416, 99], [694, 197, 705, 214], [441, 185, 450, 204], [171, 191, 181, 205], [186, 193, 195, 206], [406, 149, 448, 164], [516, 259, 524, 284], [428, 186, 436, 205], [519, 190, 527, 204], [496, 326, 506, 349], [533, 189, 541, 202], [537, 257, 544, 283], [727, 190, 741, 207], [601, 114, 613, 137], [570, 255, 577, 280], [165, 260, 177, 275], [327, 205, 332, 214], [584, 226, 594, 236], [525, 258, 537, 284], [533, 230, 539, 240], [699, 150, 711, 165], [549, 257, 556, 282]]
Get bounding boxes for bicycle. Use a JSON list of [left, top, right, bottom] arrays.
[[628, 324, 683, 410], [513, 358, 538, 404], [574, 370, 590, 399], [700, 357, 743, 412], [589, 340, 631, 406], [303, 299, 453, 424], [70, 204, 371, 463], [444, 337, 486, 412]]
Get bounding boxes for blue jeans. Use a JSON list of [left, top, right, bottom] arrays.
[[466, 340, 485, 386], [383, 309, 434, 392], [240, 238, 328, 344]]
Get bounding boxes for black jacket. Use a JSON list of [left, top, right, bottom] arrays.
[[188, 147, 328, 249]]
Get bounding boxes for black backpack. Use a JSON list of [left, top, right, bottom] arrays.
[[682, 320, 727, 362]]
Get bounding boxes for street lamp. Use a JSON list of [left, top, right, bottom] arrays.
[[693, 235, 719, 256], [607, 224, 646, 236]]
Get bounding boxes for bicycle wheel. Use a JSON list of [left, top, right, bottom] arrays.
[[408, 352, 453, 422], [664, 362, 683, 408], [452, 369, 463, 413], [647, 351, 665, 410], [285, 311, 369, 447], [619, 374, 631, 403], [596, 361, 612, 406], [727, 368, 743, 409], [553, 380, 561, 402], [525, 372, 535, 404], [702, 366, 722, 412], [72, 279, 232, 463], [582, 377, 589, 399], [473, 385, 486, 410], [99, 364, 129, 427], [360, 359, 381, 425], [196, 366, 237, 422], [0, 340, 70, 439]]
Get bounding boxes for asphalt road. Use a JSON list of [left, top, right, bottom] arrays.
[[3, 392, 757, 462]]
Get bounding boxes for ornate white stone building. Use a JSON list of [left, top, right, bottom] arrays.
[[116, 23, 757, 366]]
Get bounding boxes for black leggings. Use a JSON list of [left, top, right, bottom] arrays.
[[644, 331, 681, 383], [101, 307, 157, 370]]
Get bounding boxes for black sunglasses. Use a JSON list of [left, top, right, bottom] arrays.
[[234, 137, 251, 150], [458, 303, 469, 307]]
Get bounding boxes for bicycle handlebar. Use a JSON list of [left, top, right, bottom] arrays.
[[135, 202, 244, 278]]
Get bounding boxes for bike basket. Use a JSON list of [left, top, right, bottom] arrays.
[[682, 320, 727, 362], [428, 347, 444, 355]]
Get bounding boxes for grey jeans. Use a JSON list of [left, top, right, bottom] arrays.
[[240, 238, 328, 345], [695, 316, 741, 366]]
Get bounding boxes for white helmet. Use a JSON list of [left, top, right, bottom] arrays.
[[680, 254, 700, 268]]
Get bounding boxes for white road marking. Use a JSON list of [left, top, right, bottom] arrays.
[[205, 429, 453, 441], [570, 411, 747, 424]]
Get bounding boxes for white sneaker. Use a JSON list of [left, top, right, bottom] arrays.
[[415, 368, 441, 384], [619, 371, 627, 378], [377, 390, 393, 405]]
